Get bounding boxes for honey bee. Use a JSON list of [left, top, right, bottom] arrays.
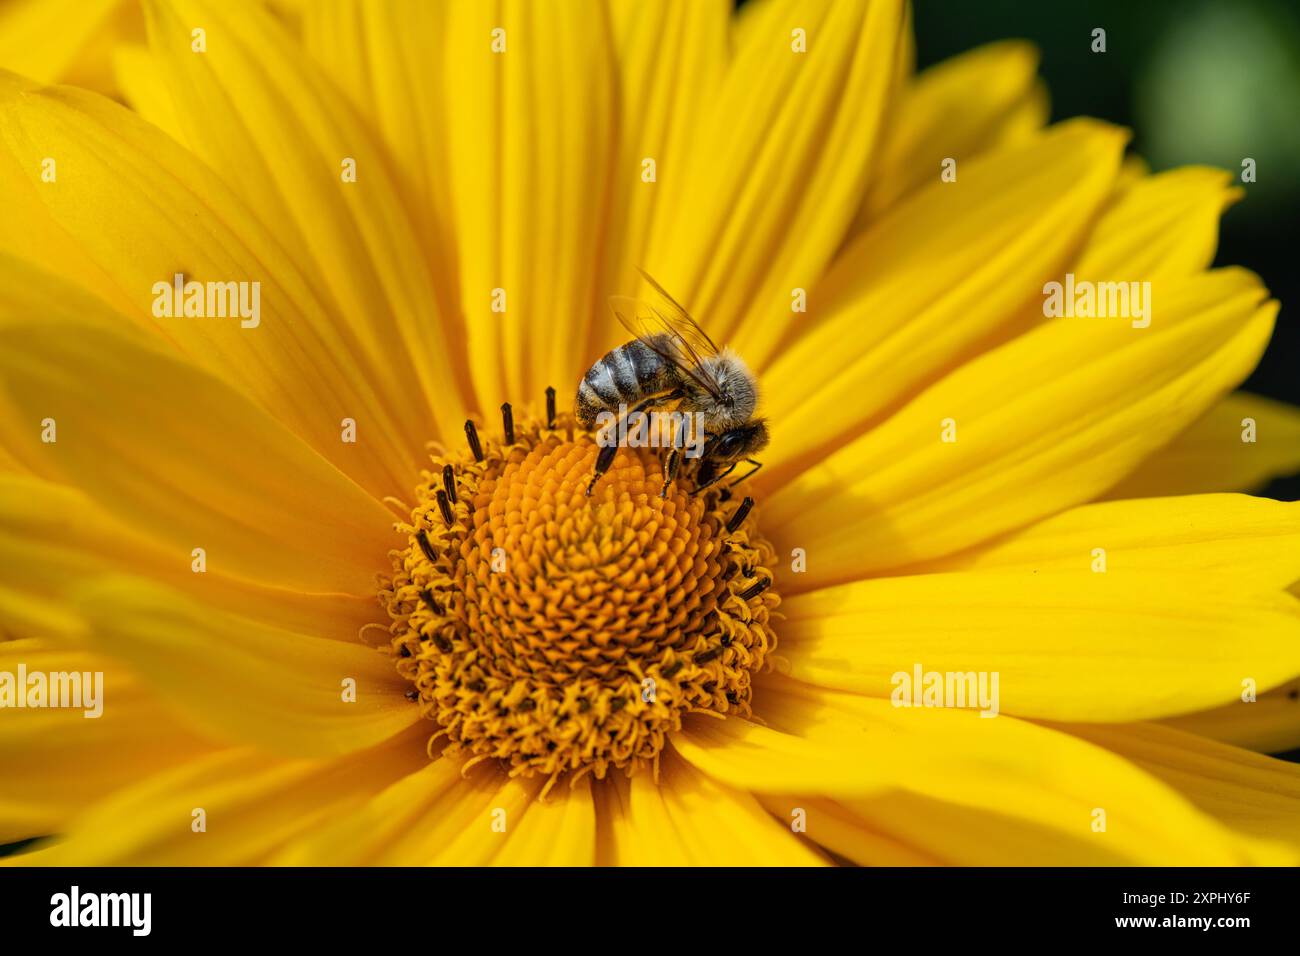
[[576, 269, 768, 497]]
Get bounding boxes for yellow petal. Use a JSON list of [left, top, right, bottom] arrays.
[[110, 43, 183, 140], [753, 794, 940, 865], [0, 0, 120, 84], [778, 570, 1300, 721], [916, 493, 1300, 590], [1161, 678, 1300, 755], [0, 109, 134, 318], [299, 0, 460, 330], [19, 727, 429, 865], [1114, 153, 1150, 192], [0, 270, 397, 599], [766, 268, 1276, 583], [72, 577, 418, 758], [0, 71, 418, 498], [270, 756, 596, 865], [857, 40, 1047, 223], [760, 119, 1126, 481], [598, 0, 729, 307], [269, 757, 466, 865], [1059, 722, 1300, 855], [646, 0, 906, 349], [0, 638, 213, 844], [138, 0, 470, 447], [1103, 392, 1300, 499], [679, 679, 1287, 864], [309, 760, 546, 866], [1075, 167, 1240, 280], [440, 0, 618, 407], [488, 778, 599, 866], [594, 751, 826, 865], [0, 473, 381, 642]]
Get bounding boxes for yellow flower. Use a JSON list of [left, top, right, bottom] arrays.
[[2, 0, 1300, 866]]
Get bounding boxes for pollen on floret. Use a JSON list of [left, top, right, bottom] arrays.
[[374, 404, 779, 794]]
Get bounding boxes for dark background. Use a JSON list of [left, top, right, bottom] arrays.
[[911, 0, 1300, 500]]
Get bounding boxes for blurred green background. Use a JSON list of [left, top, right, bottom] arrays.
[[912, 0, 1300, 500]]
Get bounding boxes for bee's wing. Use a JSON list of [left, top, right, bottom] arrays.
[[634, 267, 723, 362], [608, 270, 726, 400], [609, 296, 726, 401]]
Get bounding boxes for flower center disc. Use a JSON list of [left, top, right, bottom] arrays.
[[380, 410, 779, 789]]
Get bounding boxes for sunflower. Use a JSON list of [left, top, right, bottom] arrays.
[[2, 0, 1300, 867]]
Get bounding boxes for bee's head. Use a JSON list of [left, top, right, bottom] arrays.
[[706, 418, 769, 462]]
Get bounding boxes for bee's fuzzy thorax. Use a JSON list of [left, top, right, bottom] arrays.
[[698, 348, 759, 430]]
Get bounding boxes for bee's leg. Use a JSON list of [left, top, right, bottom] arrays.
[[587, 394, 679, 497], [585, 443, 618, 497], [725, 458, 764, 489], [658, 415, 692, 498], [691, 460, 738, 495], [658, 449, 682, 498]]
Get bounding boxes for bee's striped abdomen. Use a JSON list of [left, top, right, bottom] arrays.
[[575, 338, 675, 428]]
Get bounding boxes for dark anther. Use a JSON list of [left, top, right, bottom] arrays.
[[419, 588, 442, 615], [720, 564, 740, 585], [433, 633, 453, 654], [405, 690, 419, 702], [545, 386, 556, 429], [415, 529, 438, 564], [546, 741, 557, 751], [468, 678, 486, 693], [609, 697, 627, 712], [726, 496, 755, 534], [725, 691, 738, 705], [398, 644, 412, 658], [720, 633, 732, 646], [442, 463, 457, 504], [739, 576, 772, 601], [661, 660, 683, 679], [694, 646, 722, 665], [464, 419, 484, 462], [577, 696, 592, 713], [702, 681, 717, 694], [436, 489, 454, 525], [517, 698, 537, 712], [501, 402, 515, 444]]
